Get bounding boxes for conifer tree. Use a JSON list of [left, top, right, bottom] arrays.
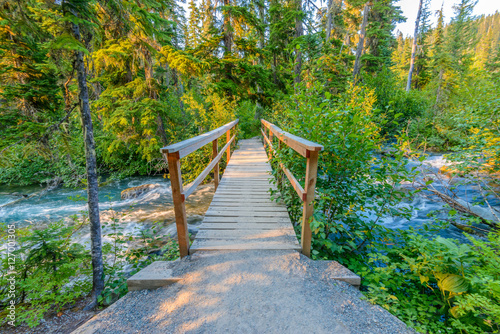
[[431, 5, 447, 108], [447, 0, 478, 75], [413, 0, 432, 89], [63, 0, 104, 309]]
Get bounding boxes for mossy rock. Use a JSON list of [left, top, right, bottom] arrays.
[[121, 184, 161, 200]]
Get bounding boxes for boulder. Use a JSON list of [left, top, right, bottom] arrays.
[[121, 184, 161, 200]]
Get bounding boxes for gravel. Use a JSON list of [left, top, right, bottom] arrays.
[[73, 250, 415, 334]]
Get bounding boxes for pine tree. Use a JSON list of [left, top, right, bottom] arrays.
[[63, 0, 104, 309], [413, 0, 432, 89], [186, 0, 201, 49], [363, 0, 404, 74], [353, 2, 370, 81], [430, 5, 448, 108], [447, 0, 478, 75]]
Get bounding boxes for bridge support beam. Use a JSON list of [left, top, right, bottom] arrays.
[[213, 139, 219, 191], [166, 152, 190, 258], [301, 150, 319, 257]]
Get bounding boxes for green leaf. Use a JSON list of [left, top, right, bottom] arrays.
[[438, 274, 468, 294], [419, 275, 429, 284], [449, 305, 461, 318]]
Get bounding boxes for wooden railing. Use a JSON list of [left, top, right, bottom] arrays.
[[260, 119, 323, 257], [161, 120, 239, 258]]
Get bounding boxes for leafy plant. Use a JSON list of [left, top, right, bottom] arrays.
[[0, 219, 91, 328], [99, 210, 179, 306]]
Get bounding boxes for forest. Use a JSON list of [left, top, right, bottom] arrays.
[[0, 0, 499, 332]]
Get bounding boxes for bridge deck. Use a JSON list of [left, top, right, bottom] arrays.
[[189, 138, 300, 254]]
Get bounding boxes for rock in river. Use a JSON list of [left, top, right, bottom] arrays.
[[121, 184, 161, 200]]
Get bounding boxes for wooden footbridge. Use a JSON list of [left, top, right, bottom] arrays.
[[78, 120, 400, 334], [161, 119, 323, 258], [77, 121, 405, 334]]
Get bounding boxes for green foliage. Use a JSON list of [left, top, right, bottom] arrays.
[[0, 213, 180, 327], [0, 220, 91, 328], [99, 211, 179, 306], [235, 100, 261, 139], [266, 80, 418, 263], [358, 226, 500, 333], [366, 69, 429, 136]]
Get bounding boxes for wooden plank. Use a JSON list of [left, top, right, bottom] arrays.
[[213, 191, 274, 196], [301, 150, 319, 258], [216, 184, 275, 188], [279, 163, 306, 201], [196, 229, 297, 239], [220, 176, 272, 179], [214, 190, 274, 194], [161, 119, 238, 158], [209, 202, 283, 207], [212, 194, 275, 199], [214, 188, 274, 193], [219, 181, 271, 185], [209, 199, 284, 205], [219, 180, 277, 189], [204, 206, 288, 213], [199, 223, 293, 230], [189, 239, 301, 253], [203, 216, 292, 223], [205, 210, 289, 217], [213, 139, 219, 191]]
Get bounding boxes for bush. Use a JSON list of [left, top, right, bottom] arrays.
[[99, 212, 179, 305], [360, 226, 500, 333], [0, 221, 92, 328], [267, 80, 417, 264], [0, 212, 179, 328], [366, 68, 429, 136]]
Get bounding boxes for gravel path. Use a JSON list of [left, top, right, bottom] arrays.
[[73, 250, 414, 334]]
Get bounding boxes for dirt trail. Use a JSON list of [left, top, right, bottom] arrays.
[[73, 250, 413, 334]]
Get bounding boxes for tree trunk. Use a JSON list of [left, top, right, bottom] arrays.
[[326, 0, 342, 43], [406, 0, 423, 92], [435, 68, 444, 111], [352, 3, 370, 82], [294, 0, 303, 84], [223, 0, 232, 56], [273, 53, 278, 85], [326, 0, 333, 42], [70, 14, 104, 310]]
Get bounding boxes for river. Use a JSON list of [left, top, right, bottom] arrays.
[[0, 154, 498, 241]]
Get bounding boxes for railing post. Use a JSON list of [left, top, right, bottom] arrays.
[[301, 150, 319, 257], [276, 137, 282, 189], [226, 129, 231, 162], [269, 129, 274, 160], [212, 139, 219, 191], [166, 152, 190, 258]]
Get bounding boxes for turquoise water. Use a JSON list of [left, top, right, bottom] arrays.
[[0, 176, 174, 226]]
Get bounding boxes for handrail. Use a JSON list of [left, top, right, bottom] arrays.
[[161, 119, 239, 158], [261, 119, 323, 157], [260, 119, 323, 257], [161, 119, 239, 257]]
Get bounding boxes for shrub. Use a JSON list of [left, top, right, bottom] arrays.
[[0, 220, 91, 328]]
